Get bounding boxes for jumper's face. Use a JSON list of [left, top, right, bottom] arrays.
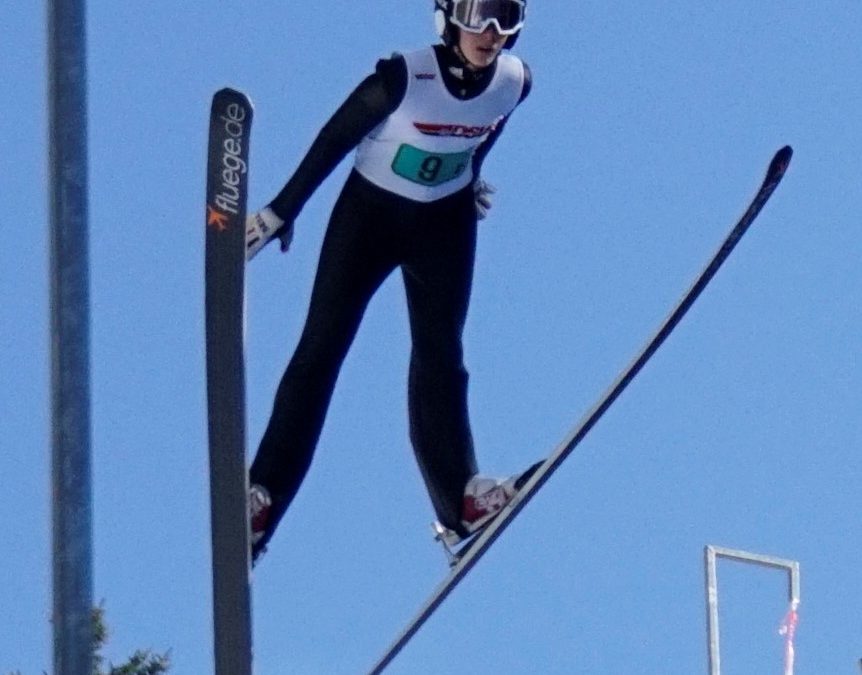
[[458, 26, 507, 69]]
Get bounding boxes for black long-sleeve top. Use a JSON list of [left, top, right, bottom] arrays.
[[268, 44, 532, 222]]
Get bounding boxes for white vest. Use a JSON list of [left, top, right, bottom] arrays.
[[354, 47, 524, 202]]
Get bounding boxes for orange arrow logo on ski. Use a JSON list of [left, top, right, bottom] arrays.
[[207, 205, 229, 232]]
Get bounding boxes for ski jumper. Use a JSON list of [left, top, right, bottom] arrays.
[[250, 45, 531, 554]]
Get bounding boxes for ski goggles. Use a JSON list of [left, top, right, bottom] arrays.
[[449, 0, 526, 36]]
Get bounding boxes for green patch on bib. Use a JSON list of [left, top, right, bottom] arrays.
[[391, 144, 471, 186]]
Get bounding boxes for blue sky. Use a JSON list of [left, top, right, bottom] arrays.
[[2, 2, 860, 673]]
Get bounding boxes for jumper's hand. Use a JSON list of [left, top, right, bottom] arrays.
[[246, 207, 294, 261], [474, 178, 496, 220]]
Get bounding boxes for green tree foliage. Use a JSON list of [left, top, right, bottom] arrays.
[[8, 604, 171, 675], [92, 605, 171, 675]]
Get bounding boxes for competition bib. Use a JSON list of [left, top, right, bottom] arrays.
[[391, 144, 472, 186]]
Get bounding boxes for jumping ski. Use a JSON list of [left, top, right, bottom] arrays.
[[368, 145, 793, 674], [204, 87, 254, 675]]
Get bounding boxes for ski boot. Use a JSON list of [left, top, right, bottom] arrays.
[[249, 483, 272, 566], [433, 461, 542, 558]]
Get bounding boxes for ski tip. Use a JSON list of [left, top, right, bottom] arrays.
[[767, 145, 793, 181], [213, 87, 254, 109]]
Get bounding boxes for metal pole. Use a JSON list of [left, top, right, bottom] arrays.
[[48, 1, 93, 673], [705, 547, 721, 675]]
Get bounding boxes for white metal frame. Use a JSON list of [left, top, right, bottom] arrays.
[[704, 545, 801, 675]]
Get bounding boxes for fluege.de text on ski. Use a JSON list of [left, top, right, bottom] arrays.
[[213, 101, 249, 216]]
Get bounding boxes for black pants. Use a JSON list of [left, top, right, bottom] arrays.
[[250, 171, 479, 548]]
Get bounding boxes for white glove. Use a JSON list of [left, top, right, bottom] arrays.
[[474, 178, 496, 220], [245, 207, 294, 262]]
